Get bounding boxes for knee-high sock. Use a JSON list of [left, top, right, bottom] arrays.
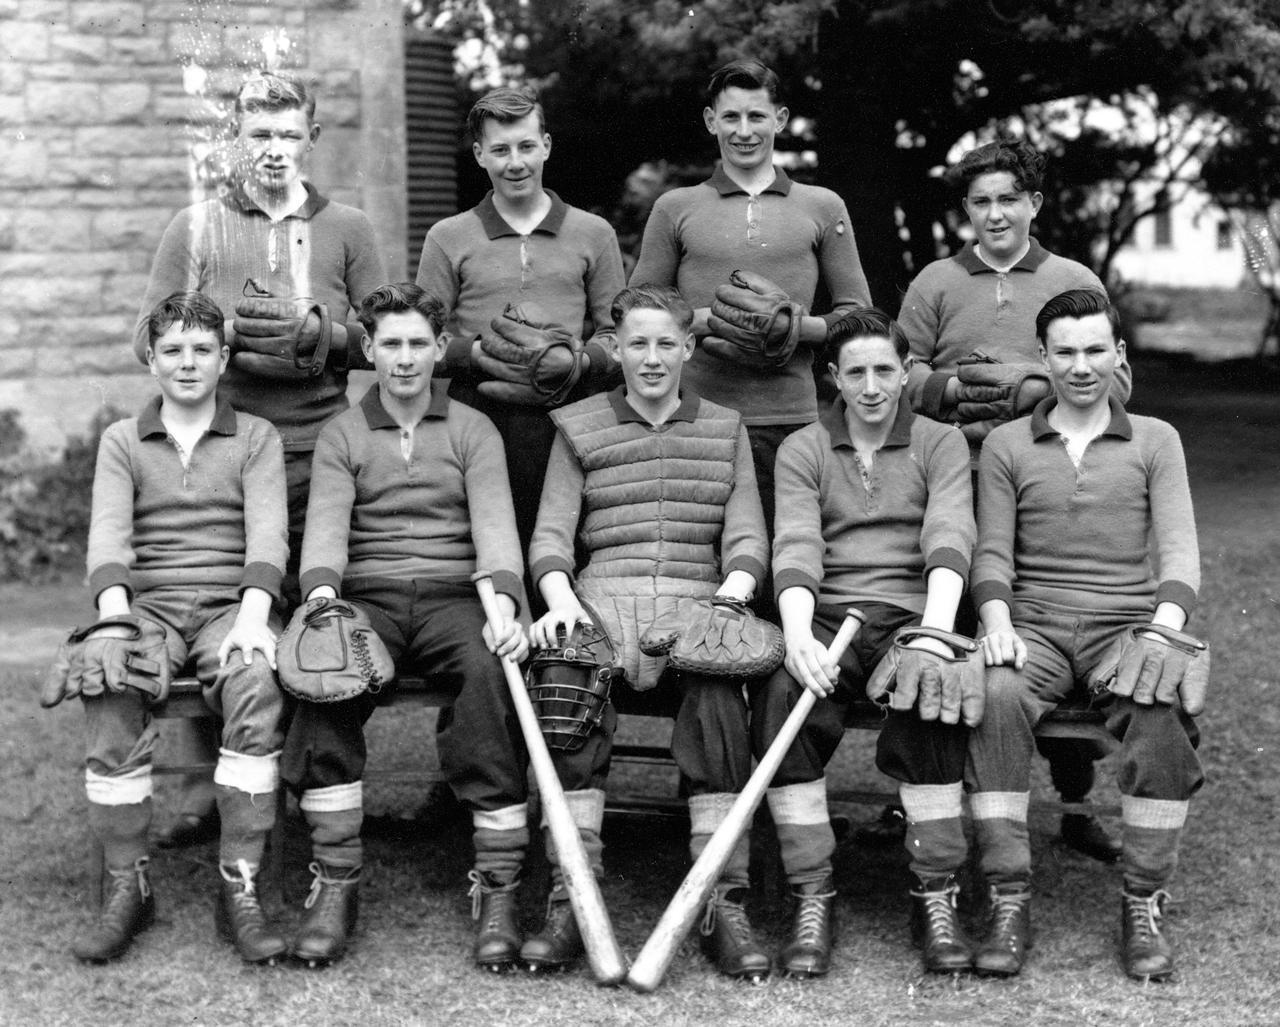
[[301, 782, 363, 869], [544, 789, 605, 898], [86, 766, 152, 870], [473, 802, 529, 884], [970, 791, 1031, 887], [1121, 796, 1188, 892], [689, 792, 750, 889], [767, 779, 834, 886], [214, 749, 279, 868], [900, 781, 967, 881]]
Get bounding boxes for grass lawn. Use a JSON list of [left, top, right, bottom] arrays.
[[1, 356, 1278, 1026]]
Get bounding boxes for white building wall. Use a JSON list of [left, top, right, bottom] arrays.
[[1112, 191, 1248, 288]]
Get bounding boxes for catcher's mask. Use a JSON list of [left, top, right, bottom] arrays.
[[526, 603, 619, 752]]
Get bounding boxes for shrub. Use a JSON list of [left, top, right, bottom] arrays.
[[0, 406, 124, 583]]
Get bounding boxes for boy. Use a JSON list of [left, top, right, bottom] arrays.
[[416, 85, 625, 551], [279, 283, 530, 969], [50, 291, 288, 964], [526, 285, 769, 979], [896, 140, 1130, 859], [751, 310, 977, 977], [968, 288, 1204, 980], [133, 71, 386, 846], [630, 58, 871, 528]]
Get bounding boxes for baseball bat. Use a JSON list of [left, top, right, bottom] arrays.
[[626, 607, 865, 993], [472, 571, 627, 986]]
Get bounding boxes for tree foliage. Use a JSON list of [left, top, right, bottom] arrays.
[[412, 0, 1280, 312]]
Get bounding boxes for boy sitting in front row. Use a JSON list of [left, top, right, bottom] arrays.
[[49, 291, 289, 964], [751, 310, 977, 978], [280, 283, 530, 969], [968, 288, 1204, 980], [527, 284, 769, 979]]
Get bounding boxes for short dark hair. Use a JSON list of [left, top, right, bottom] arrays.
[[467, 86, 546, 141], [147, 291, 225, 349], [1035, 289, 1121, 344], [611, 285, 694, 335], [825, 308, 908, 365], [358, 283, 446, 337], [706, 58, 781, 107], [235, 71, 316, 122], [951, 139, 1045, 198]]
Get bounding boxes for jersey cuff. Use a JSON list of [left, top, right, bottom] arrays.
[[1155, 580, 1198, 618], [240, 562, 283, 599], [724, 555, 766, 588], [924, 547, 970, 584], [89, 563, 133, 603], [773, 568, 819, 604], [971, 580, 1014, 609], [530, 555, 575, 587], [919, 372, 952, 420], [489, 569, 526, 616], [299, 567, 343, 598]]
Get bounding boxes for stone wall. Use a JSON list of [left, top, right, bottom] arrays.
[[0, 0, 406, 458]]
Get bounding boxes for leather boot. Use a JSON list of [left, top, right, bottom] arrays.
[[215, 859, 287, 965], [293, 861, 360, 967], [699, 885, 770, 983], [72, 857, 156, 962], [1061, 813, 1122, 863], [974, 884, 1033, 976], [909, 875, 972, 973], [1121, 888, 1174, 981], [520, 895, 583, 972], [778, 876, 837, 978], [468, 870, 522, 972]]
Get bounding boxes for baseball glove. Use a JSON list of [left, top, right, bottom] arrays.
[[704, 269, 807, 370], [40, 614, 171, 708], [526, 602, 621, 752], [638, 596, 784, 678], [231, 279, 341, 381], [475, 303, 587, 406], [1089, 623, 1210, 716], [276, 596, 395, 703], [953, 352, 1051, 423], [865, 626, 984, 727]]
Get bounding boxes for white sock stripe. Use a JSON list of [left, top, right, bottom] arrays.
[[85, 765, 152, 806], [213, 748, 280, 795], [474, 802, 528, 833], [542, 789, 605, 832], [300, 781, 363, 813], [899, 782, 964, 823], [688, 792, 738, 836], [766, 778, 830, 826], [1122, 796, 1189, 830], [970, 791, 1030, 822]]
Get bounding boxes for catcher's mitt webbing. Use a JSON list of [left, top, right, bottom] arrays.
[[276, 596, 395, 702], [638, 596, 784, 678]]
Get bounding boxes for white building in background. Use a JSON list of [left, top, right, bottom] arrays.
[[1111, 188, 1248, 288]]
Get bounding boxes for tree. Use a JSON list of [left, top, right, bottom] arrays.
[[412, 0, 1280, 312]]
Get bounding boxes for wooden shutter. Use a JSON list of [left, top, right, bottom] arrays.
[[405, 33, 458, 275]]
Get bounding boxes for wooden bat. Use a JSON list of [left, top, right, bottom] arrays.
[[472, 571, 627, 986], [626, 607, 865, 993]]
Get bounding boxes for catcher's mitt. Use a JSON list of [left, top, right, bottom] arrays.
[[1089, 623, 1210, 716], [638, 596, 784, 678], [276, 597, 395, 702], [865, 626, 984, 726], [953, 352, 1051, 425], [526, 602, 620, 752], [40, 614, 171, 708], [231, 279, 338, 381], [704, 269, 807, 370], [475, 303, 587, 406]]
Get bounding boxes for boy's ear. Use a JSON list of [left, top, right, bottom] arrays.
[[145, 346, 157, 376], [361, 330, 375, 364], [434, 330, 451, 357], [702, 106, 717, 135], [681, 332, 695, 362], [219, 343, 230, 374]]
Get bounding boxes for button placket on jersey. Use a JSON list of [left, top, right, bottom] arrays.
[[853, 451, 878, 513], [746, 195, 761, 242]]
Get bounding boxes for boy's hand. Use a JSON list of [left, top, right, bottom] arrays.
[[980, 627, 1026, 669], [529, 603, 591, 651], [218, 618, 278, 670], [482, 593, 529, 662], [784, 630, 839, 699]]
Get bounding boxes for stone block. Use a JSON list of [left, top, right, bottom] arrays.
[[44, 156, 117, 188], [99, 83, 152, 123], [100, 274, 150, 313], [0, 251, 125, 277], [75, 125, 173, 157], [129, 156, 189, 189], [1, 22, 51, 63], [70, 1, 146, 35], [91, 206, 172, 250], [322, 95, 360, 128], [26, 81, 102, 124], [5, 274, 103, 315], [319, 69, 360, 95], [59, 345, 145, 376], [0, 63, 24, 93], [13, 208, 93, 251], [0, 95, 24, 124], [0, 347, 37, 379], [109, 34, 171, 64], [168, 21, 223, 63], [50, 32, 109, 63]]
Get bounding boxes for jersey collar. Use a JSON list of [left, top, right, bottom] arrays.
[[955, 237, 1050, 275], [1030, 394, 1133, 441], [821, 395, 914, 450], [137, 395, 238, 439], [609, 384, 699, 425], [475, 189, 568, 239], [223, 180, 328, 220], [706, 164, 793, 197], [360, 379, 451, 429]]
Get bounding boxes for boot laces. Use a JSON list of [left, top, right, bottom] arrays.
[[221, 859, 267, 923], [540, 896, 576, 940], [911, 882, 961, 943], [701, 891, 755, 947], [105, 857, 151, 908], [1124, 888, 1170, 941], [304, 861, 358, 911], [791, 889, 836, 946], [220, 858, 258, 896], [987, 887, 1030, 948], [467, 869, 519, 924]]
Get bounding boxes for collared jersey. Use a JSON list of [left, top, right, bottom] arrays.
[[772, 397, 974, 612], [631, 165, 871, 426]]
